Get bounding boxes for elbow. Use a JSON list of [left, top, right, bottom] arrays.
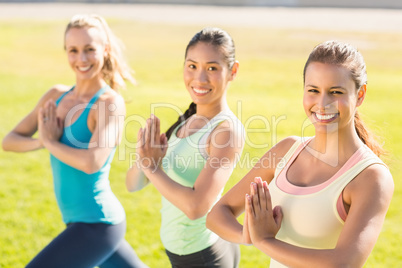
[[81, 159, 103, 174], [326, 250, 365, 268], [125, 173, 135, 192], [205, 211, 215, 231], [2, 141, 10, 152], [184, 203, 209, 221], [2, 135, 12, 151], [83, 165, 101, 174]]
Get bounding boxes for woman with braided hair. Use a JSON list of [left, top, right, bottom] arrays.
[[127, 27, 245, 267]]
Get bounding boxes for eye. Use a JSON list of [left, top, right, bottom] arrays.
[[188, 64, 196, 69], [68, 49, 78, 53], [208, 66, 217, 71], [331, 90, 343, 95], [307, 89, 319, 93]]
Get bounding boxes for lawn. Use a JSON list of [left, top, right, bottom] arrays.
[[0, 16, 401, 268]]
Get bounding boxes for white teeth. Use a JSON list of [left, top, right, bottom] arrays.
[[78, 66, 91, 71], [316, 113, 336, 120], [193, 88, 210, 94]]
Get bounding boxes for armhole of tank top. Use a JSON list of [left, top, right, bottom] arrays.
[[55, 86, 74, 106], [79, 85, 110, 121], [172, 120, 188, 139], [334, 157, 386, 223], [198, 111, 243, 160], [273, 137, 304, 179], [198, 120, 225, 160]]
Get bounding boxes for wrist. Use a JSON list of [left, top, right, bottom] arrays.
[[253, 236, 275, 250], [42, 138, 57, 149], [142, 163, 161, 177], [35, 138, 45, 149]]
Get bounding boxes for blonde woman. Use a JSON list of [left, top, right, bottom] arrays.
[[3, 14, 147, 267]]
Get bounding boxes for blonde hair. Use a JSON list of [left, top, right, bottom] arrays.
[[65, 14, 135, 90], [303, 40, 384, 157]]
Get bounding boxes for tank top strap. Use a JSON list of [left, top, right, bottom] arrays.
[[336, 150, 387, 191], [55, 86, 75, 106], [198, 110, 240, 159], [274, 136, 312, 178], [87, 85, 110, 106], [80, 85, 111, 119]]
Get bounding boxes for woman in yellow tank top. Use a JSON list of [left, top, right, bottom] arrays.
[[206, 40, 394, 267]]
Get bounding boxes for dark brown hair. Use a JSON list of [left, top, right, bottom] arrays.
[[165, 27, 235, 139]]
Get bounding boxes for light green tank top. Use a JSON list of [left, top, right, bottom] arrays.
[[160, 110, 243, 255]]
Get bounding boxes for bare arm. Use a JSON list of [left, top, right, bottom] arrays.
[[139, 115, 244, 220], [2, 85, 68, 152], [206, 137, 298, 244], [41, 93, 126, 174], [126, 162, 149, 192], [247, 164, 394, 267]]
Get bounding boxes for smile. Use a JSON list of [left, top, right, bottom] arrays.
[[78, 65, 92, 72], [314, 112, 339, 122], [193, 87, 211, 95]]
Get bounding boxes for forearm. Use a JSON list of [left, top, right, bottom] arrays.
[[2, 132, 43, 152], [45, 140, 110, 174], [126, 162, 149, 192], [206, 205, 244, 244], [254, 238, 353, 268], [143, 167, 202, 220]]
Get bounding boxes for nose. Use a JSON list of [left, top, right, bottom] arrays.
[[79, 51, 87, 62], [195, 69, 208, 83], [318, 93, 334, 112]]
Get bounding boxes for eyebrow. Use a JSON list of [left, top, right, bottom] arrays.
[[305, 85, 347, 90], [185, 59, 220, 65]]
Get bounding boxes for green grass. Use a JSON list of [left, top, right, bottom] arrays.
[[0, 18, 401, 268]]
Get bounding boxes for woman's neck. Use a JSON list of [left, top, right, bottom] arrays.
[[195, 101, 230, 120], [74, 78, 107, 97], [308, 127, 364, 167]]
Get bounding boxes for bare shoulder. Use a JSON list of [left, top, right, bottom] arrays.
[[36, 84, 71, 107], [214, 118, 243, 137], [49, 84, 71, 96], [349, 163, 394, 205], [210, 116, 245, 150], [269, 135, 300, 159], [98, 90, 126, 115], [99, 89, 124, 104]]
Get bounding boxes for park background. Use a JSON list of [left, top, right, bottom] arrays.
[[0, 2, 401, 267]]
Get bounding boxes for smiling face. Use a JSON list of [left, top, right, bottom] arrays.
[[65, 26, 107, 82], [303, 62, 364, 134], [183, 42, 236, 109]]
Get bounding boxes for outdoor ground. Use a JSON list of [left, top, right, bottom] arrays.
[[0, 3, 401, 267]]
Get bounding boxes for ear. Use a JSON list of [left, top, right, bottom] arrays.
[[104, 44, 111, 57], [229, 61, 239, 81], [356, 84, 367, 107]]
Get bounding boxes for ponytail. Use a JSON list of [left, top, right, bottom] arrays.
[[355, 111, 384, 157], [304, 40, 385, 157], [165, 102, 197, 140], [64, 14, 135, 91]]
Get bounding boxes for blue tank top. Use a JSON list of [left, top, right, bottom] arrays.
[[50, 85, 125, 224]]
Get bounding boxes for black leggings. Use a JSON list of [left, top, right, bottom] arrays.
[[165, 237, 240, 268], [26, 221, 148, 268]]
